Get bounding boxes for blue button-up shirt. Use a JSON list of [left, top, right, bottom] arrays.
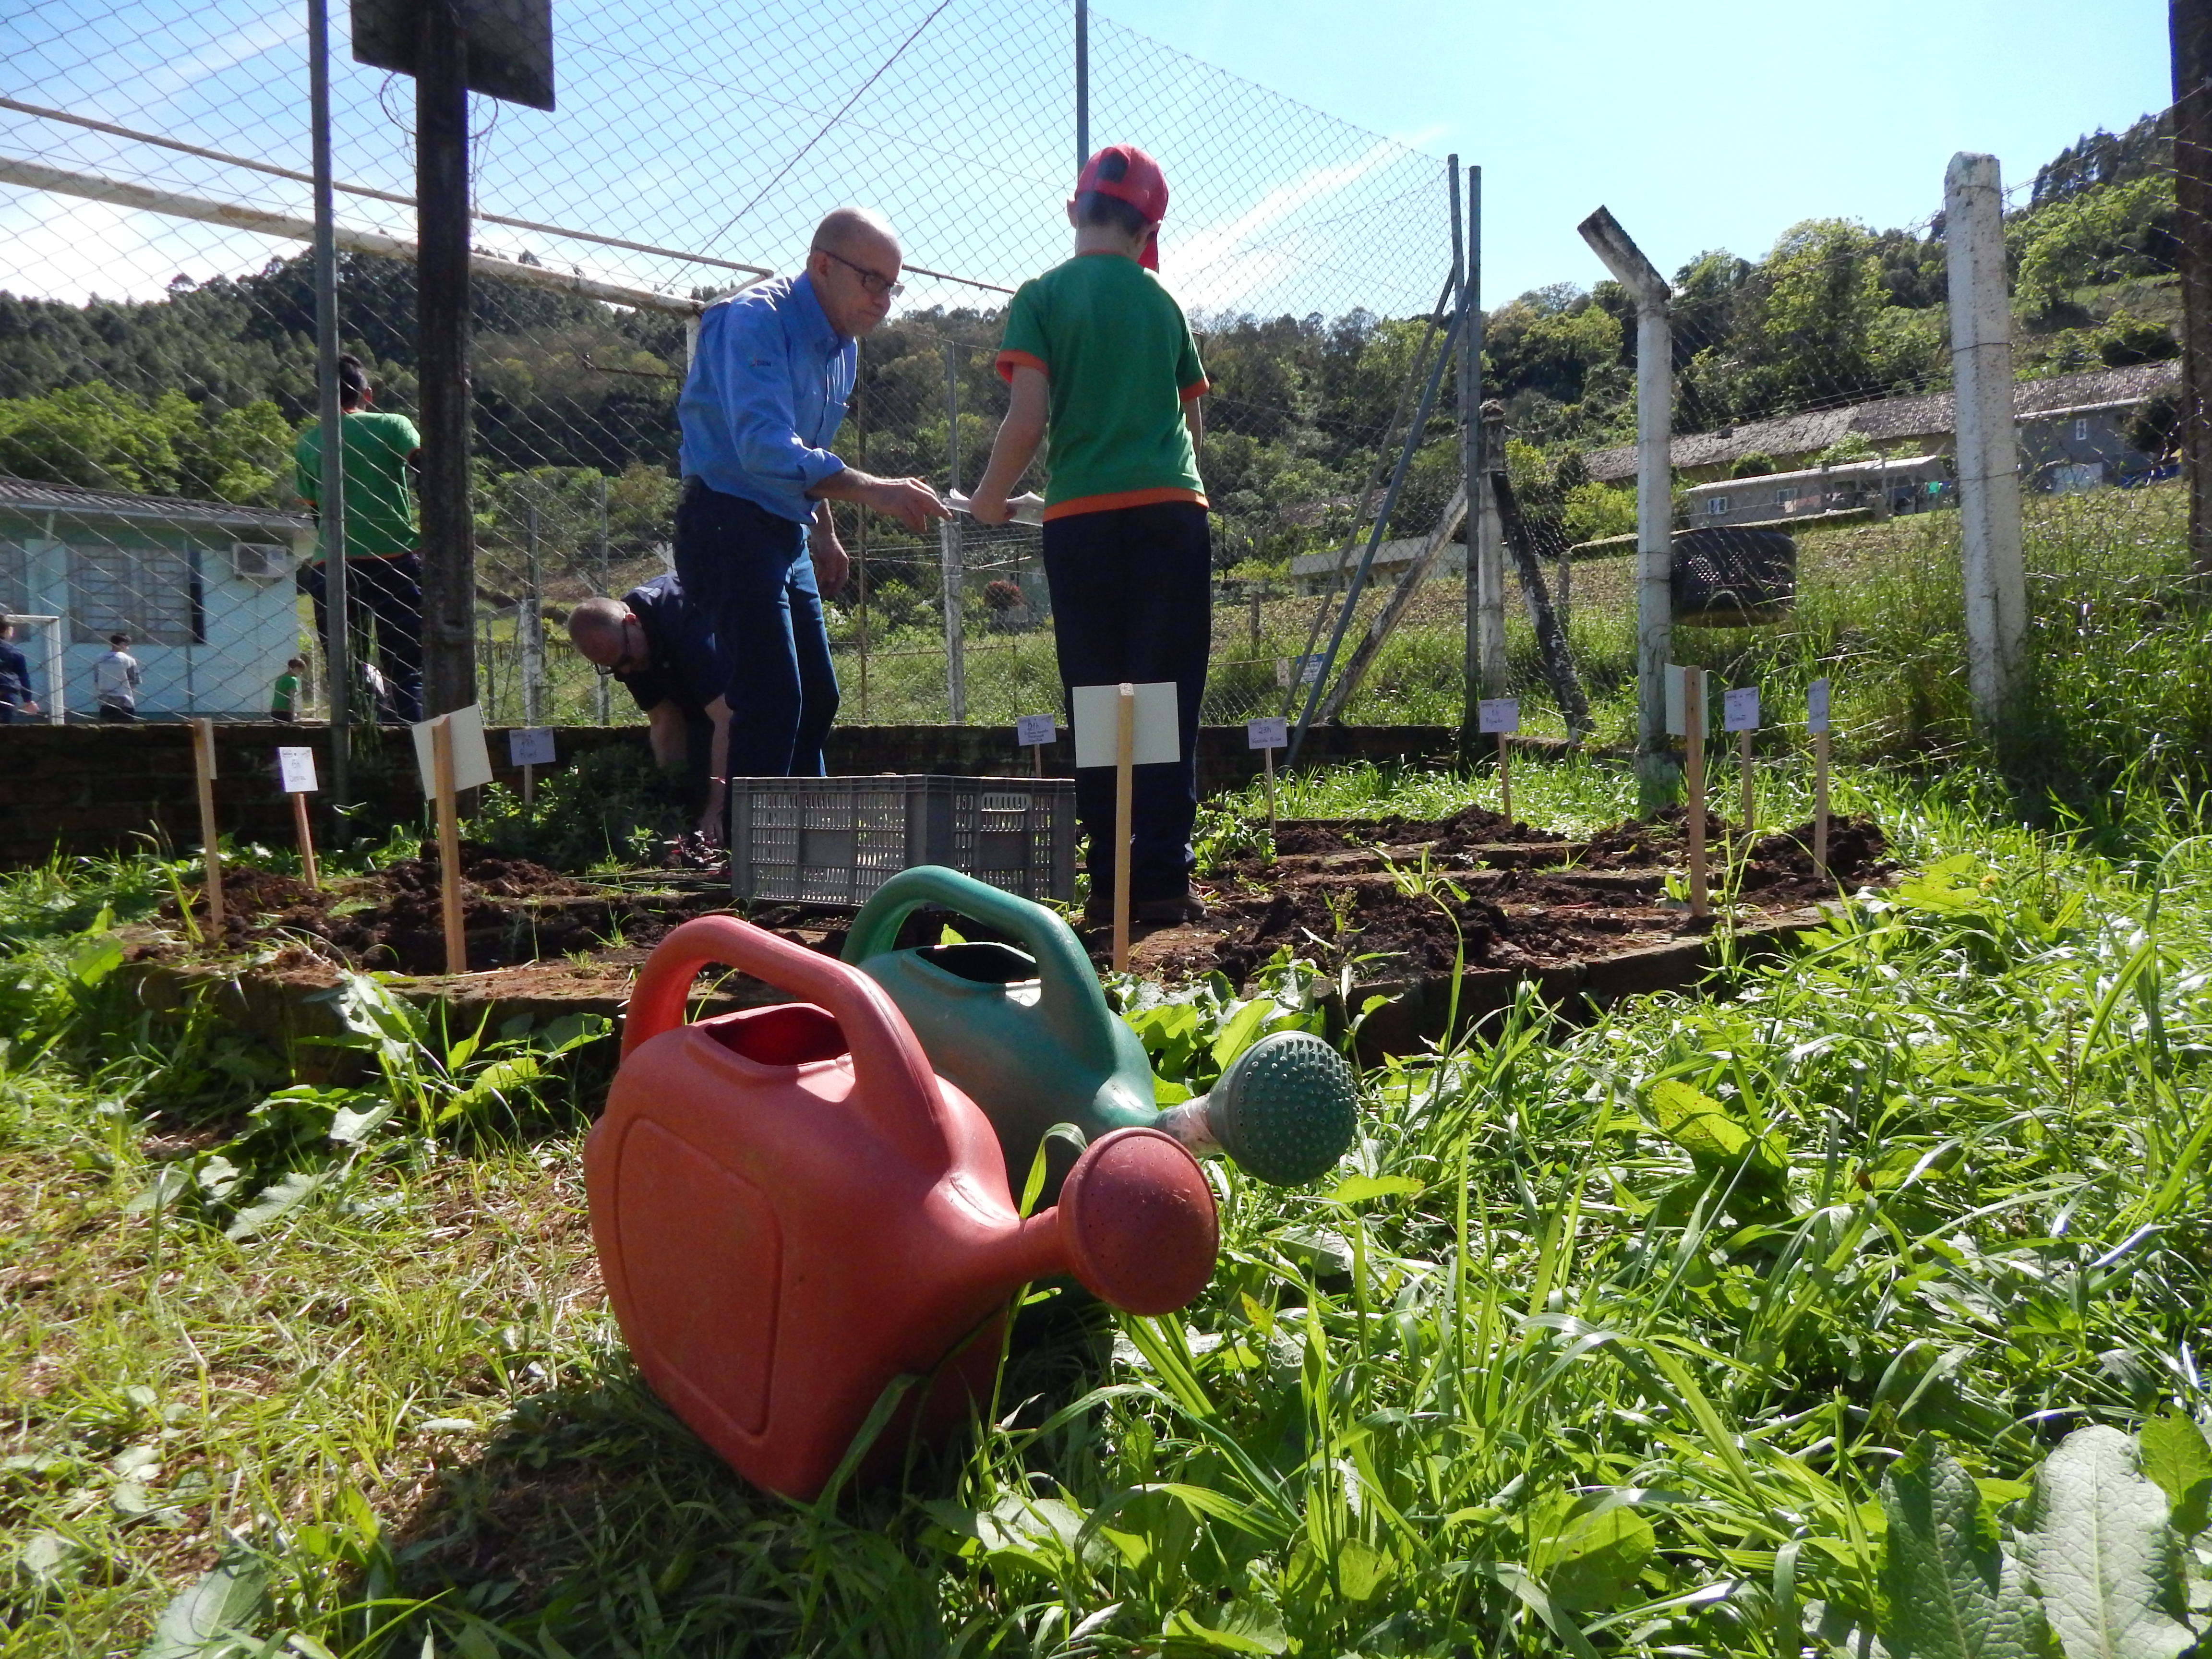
[[677, 273, 856, 525]]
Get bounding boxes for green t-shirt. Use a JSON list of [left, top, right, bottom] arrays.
[[996, 252, 1208, 517], [271, 672, 300, 715], [293, 410, 421, 561]]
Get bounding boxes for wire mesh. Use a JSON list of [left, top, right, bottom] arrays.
[[0, 0, 1454, 733]]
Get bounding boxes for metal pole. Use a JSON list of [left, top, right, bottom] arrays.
[[307, 0, 349, 818], [2174, 0, 2212, 588], [940, 342, 966, 722], [1944, 152, 2026, 727], [1075, 0, 1090, 173], [1469, 169, 1506, 701], [594, 472, 611, 724], [521, 498, 543, 726], [855, 376, 871, 721], [1452, 156, 1474, 757], [416, 0, 476, 716], [1577, 206, 1673, 806]]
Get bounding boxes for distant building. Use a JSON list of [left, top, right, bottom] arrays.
[[1586, 361, 2177, 493], [1682, 455, 1954, 529], [0, 477, 311, 720], [1290, 536, 1466, 597]]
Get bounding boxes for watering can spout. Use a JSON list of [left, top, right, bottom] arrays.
[[1153, 1032, 1358, 1188]]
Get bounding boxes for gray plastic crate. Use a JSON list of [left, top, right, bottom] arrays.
[[729, 775, 1077, 907]]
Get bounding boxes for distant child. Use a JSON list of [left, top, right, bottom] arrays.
[[92, 632, 142, 721], [0, 617, 37, 722], [967, 144, 1211, 925], [270, 656, 307, 721]]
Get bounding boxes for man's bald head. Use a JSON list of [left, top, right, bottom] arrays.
[[806, 207, 902, 338], [566, 596, 632, 671]]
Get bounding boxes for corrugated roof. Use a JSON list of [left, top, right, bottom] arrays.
[[0, 475, 311, 530], [1585, 360, 2179, 482]]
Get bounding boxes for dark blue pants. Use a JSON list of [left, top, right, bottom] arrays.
[[299, 553, 423, 723], [674, 481, 839, 777], [1042, 502, 1212, 903]]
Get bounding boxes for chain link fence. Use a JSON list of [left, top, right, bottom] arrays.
[[2, 0, 1455, 732]]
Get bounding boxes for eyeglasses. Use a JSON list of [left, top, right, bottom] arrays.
[[817, 248, 904, 300]]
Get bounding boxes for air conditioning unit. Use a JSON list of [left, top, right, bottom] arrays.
[[231, 541, 295, 582]]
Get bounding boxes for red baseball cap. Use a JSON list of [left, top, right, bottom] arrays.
[[1076, 144, 1168, 270]]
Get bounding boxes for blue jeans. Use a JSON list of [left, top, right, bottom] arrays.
[[674, 481, 839, 776]]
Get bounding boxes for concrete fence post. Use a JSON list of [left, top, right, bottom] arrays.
[[1943, 152, 2027, 729], [1577, 207, 1673, 805]]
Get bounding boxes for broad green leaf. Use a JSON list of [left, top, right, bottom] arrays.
[[327, 1099, 396, 1147], [1325, 1173, 1422, 1205], [1896, 855, 1988, 914], [71, 928, 123, 986], [1805, 1600, 1895, 1659], [2135, 1413, 2212, 1538], [224, 1170, 329, 1241], [137, 1548, 268, 1658], [1334, 1537, 1391, 1601], [1541, 1506, 1656, 1612], [1647, 1079, 1785, 1177], [1878, 1434, 2046, 1659], [1209, 999, 1273, 1070], [1161, 1608, 1286, 1654], [2027, 1425, 2191, 1659]]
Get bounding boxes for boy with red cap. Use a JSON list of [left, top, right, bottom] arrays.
[[968, 144, 1212, 925]]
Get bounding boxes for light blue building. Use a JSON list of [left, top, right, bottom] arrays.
[[0, 476, 311, 720]]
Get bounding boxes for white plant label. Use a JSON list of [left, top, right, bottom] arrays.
[[1070, 682, 1180, 768], [508, 726, 557, 767], [1015, 713, 1057, 748], [1246, 715, 1288, 750], [1806, 677, 1832, 734], [1723, 687, 1760, 733], [276, 746, 319, 794], [1477, 697, 1519, 735], [1276, 654, 1322, 689], [410, 704, 494, 797]]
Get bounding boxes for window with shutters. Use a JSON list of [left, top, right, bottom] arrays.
[[67, 539, 203, 644]]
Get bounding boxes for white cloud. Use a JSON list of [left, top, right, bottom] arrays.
[[0, 188, 290, 303]]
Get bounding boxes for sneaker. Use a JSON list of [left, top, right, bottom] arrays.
[[1135, 891, 1209, 925]]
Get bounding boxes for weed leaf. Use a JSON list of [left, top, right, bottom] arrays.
[[1647, 1079, 1785, 1178], [223, 1170, 328, 1241], [2027, 1425, 2191, 1659], [2134, 1413, 2212, 1538], [137, 1547, 267, 1658], [1877, 1434, 2046, 1659]]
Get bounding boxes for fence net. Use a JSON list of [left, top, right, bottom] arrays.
[[1, 0, 1455, 734]]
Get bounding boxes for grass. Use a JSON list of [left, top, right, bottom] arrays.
[[4, 751, 2210, 1655]]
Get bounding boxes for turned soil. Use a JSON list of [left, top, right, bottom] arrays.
[[1101, 813, 1891, 988], [157, 848, 839, 977]]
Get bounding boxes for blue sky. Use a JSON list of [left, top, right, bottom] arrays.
[[0, 0, 2175, 316], [1094, 0, 2174, 301]]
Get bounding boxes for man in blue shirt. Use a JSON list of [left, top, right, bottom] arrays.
[[676, 206, 947, 776], [0, 618, 37, 723], [566, 576, 733, 838]]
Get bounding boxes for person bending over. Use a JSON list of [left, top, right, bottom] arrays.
[[566, 574, 734, 841]]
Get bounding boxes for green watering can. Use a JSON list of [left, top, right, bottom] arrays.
[[842, 866, 1357, 1196]]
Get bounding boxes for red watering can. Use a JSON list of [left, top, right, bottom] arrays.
[[585, 914, 1219, 1500]]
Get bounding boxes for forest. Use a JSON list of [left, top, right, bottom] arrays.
[[0, 109, 2184, 583]]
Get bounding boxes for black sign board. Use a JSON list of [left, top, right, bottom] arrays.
[[351, 0, 554, 110]]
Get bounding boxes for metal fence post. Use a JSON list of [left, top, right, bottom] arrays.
[[1075, 0, 1089, 172], [307, 0, 349, 816], [521, 498, 544, 727], [1578, 207, 1673, 805], [593, 473, 611, 724], [940, 342, 966, 723], [2174, 0, 2212, 588], [1466, 166, 1506, 703], [416, 0, 476, 717], [1944, 152, 2027, 727]]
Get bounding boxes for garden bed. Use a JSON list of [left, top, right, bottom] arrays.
[[112, 812, 1890, 1063]]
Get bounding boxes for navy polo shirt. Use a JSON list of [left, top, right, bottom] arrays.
[[614, 574, 726, 720]]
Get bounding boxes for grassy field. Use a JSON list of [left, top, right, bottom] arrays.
[[4, 747, 2210, 1655]]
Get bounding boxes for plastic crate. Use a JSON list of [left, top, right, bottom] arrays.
[[729, 775, 1077, 907]]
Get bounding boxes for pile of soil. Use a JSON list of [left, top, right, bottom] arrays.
[[161, 849, 737, 975], [1577, 811, 1891, 904], [1273, 803, 1568, 856]]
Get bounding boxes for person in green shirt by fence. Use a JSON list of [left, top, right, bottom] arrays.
[[968, 144, 1212, 925], [270, 656, 306, 721], [293, 354, 423, 722]]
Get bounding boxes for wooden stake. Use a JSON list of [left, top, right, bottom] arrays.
[[1112, 682, 1135, 972], [432, 715, 466, 975], [192, 718, 224, 928], [1683, 666, 1707, 918], [522, 762, 535, 812], [290, 791, 319, 889], [1738, 726, 1755, 841], [1263, 745, 1278, 839], [1496, 731, 1513, 825], [1032, 742, 1043, 778], [1813, 727, 1831, 876]]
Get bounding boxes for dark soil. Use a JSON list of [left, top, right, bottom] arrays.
[[157, 847, 811, 976], [1105, 813, 1892, 988], [1272, 802, 1568, 855]]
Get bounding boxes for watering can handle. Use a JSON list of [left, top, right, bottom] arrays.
[[842, 866, 1119, 1064], [623, 914, 950, 1168]]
